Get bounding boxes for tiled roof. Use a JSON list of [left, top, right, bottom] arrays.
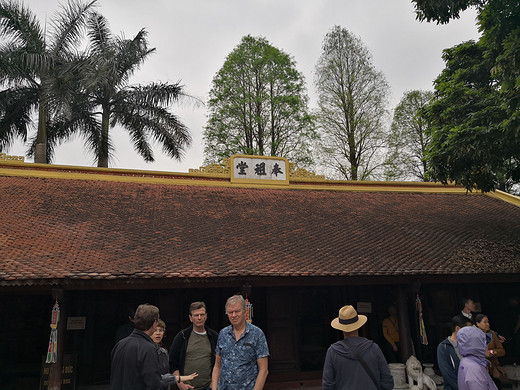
[[1, 163, 520, 287]]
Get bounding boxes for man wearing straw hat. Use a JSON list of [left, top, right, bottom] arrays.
[[323, 305, 394, 390]]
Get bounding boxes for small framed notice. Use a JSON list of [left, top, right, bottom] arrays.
[[357, 302, 372, 314], [67, 316, 86, 330]]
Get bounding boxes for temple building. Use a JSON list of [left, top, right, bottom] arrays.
[[1, 153, 520, 390]]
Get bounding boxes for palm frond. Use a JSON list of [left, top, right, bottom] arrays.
[[27, 107, 101, 163], [112, 87, 192, 161], [113, 29, 155, 86], [0, 86, 38, 150], [46, 53, 90, 110], [153, 110, 192, 160], [49, 0, 97, 57], [0, 0, 45, 51], [86, 11, 112, 56], [129, 82, 187, 107], [0, 45, 37, 84]]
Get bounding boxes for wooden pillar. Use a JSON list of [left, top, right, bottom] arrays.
[[48, 289, 66, 390], [265, 287, 298, 372], [397, 287, 413, 361]]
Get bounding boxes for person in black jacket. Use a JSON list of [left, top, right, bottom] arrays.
[[111, 304, 197, 390], [169, 302, 218, 390], [111, 304, 176, 390]]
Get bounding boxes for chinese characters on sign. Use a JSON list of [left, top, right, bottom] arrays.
[[231, 156, 288, 183]]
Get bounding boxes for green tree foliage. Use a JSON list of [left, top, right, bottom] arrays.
[[384, 90, 434, 181], [411, 0, 482, 24], [412, 0, 520, 192], [314, 26, 390, 181], [481, 0, 520, 125], [203, 35, 316, 168], [0, 0, 96, 163], [425, 41, 513, 191], [43, 13, 193, 167]]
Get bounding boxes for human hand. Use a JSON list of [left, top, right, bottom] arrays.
[[498, 335, 506, 343], [181, 372, 198, 383], [178, 381, 193, 390]]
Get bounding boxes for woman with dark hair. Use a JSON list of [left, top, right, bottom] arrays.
[[152, 319, 170, 389], [475, 314, 506, 389], [152, 319, 198, 389]]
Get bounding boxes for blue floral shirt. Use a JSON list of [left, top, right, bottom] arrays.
[[216, 322, 270, 390]]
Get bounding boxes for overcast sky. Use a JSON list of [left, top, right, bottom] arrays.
[[8, 0, 480, 173]]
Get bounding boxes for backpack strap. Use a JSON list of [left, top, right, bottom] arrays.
[[342, 338, 381, 390]]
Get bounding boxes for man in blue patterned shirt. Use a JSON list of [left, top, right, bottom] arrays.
[[211, 295, 269, 390]]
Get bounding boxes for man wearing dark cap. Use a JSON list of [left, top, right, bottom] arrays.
[[322, 305, 394, 390]]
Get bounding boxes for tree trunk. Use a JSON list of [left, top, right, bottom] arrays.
[[34, 143, 47, 164], [34, 100, 48, 164], [397, 287, 413, 362], [97, 105, 110, 168]]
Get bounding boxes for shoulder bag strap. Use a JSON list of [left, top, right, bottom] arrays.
[[342, 338, 380, 390]]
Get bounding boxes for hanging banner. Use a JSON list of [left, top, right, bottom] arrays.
[[415, 293, 428, 345], [46, 298, 60, 363], [245, 297, 253, 324]]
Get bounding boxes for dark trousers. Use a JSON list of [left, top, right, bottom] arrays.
[[383, 341, 401, 363]]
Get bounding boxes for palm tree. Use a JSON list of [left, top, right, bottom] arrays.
[[50, 12, 193, 168], [0, 0, 96, 163]]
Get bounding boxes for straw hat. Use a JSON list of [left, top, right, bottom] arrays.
[[331, 305, 367, 332]]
